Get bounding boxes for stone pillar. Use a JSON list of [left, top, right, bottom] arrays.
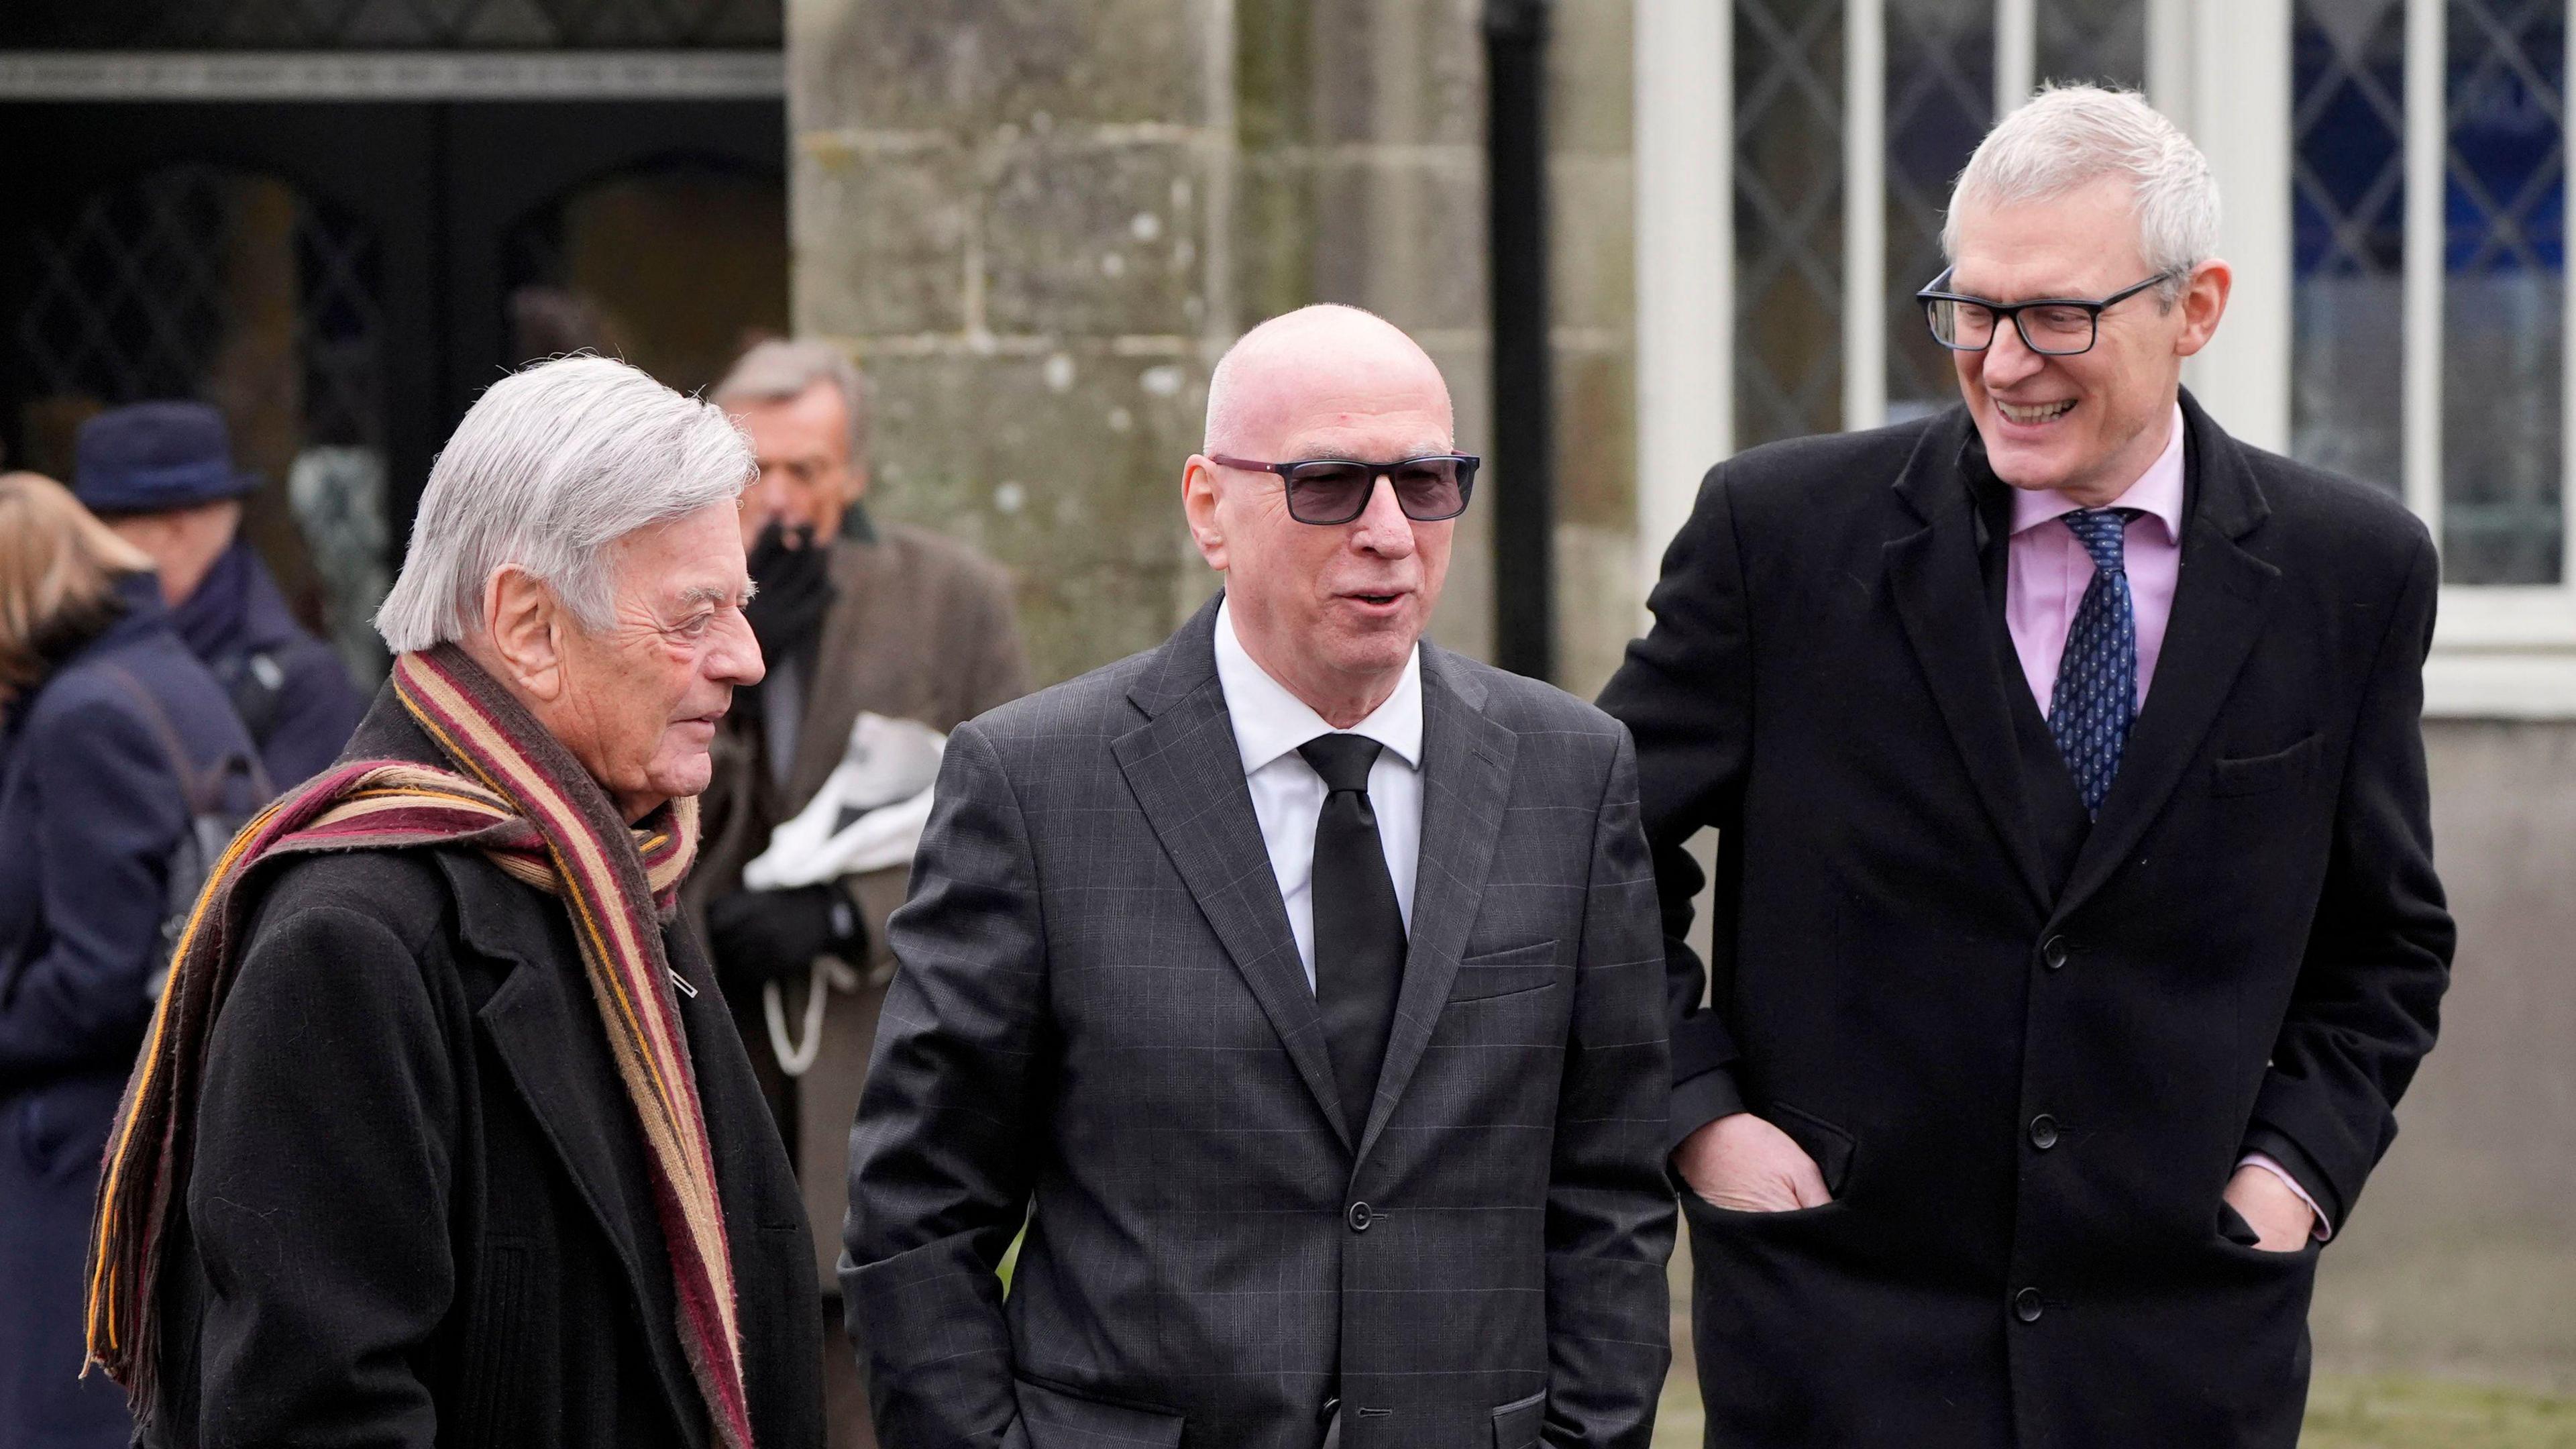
[[790, 0, 1236, 685], [790, 1, 1629, 694], [1234, 0, 1499, 663], [1545, 0, 1638, 696]]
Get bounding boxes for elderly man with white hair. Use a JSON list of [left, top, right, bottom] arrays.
[[1600, 85, 2453, 1447], [85, 356, 825, 1449]]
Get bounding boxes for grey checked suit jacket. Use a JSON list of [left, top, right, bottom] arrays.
[[844, 597, 1674, 1449]]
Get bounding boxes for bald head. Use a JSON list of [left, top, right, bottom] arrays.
[[1203, 305, 1454, 458], [1184, 305, 1460, 729]]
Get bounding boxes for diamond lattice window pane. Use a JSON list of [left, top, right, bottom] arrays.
[[2441, 0, 2565, 584], [1736, 0, 1845, 445], [2292, 0, 2407, 498], [1885, 0, 1993, 423], [2036, 0, 2146, 90], [14, 165, 392, 678], [0, 0, 780, 48]]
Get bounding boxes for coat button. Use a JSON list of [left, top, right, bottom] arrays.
[[2015, 1287, 2045, 1323], [1347, 1202, 1373, 1232], [2041, 936, 2070, 971], [1319, 1396, 1340, 1424], [2029, 1114, 2059, 1150]]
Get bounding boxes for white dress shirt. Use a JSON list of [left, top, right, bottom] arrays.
[[1212, 600, 1423, 992]]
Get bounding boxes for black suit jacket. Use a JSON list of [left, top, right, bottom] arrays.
[[1597, 394, 2454, 1449], [844, 598, 1674, 1449], [144, 696, 825, 1449]]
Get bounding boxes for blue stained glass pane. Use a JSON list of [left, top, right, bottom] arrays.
[[1883, 0, 1993, 421], [2291, 0, 2406, 499], [2441, 0, 2565, 584]]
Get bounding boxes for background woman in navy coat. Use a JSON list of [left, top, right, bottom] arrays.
[[0, 472, 262, 1448]]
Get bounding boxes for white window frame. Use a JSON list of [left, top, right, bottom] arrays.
[[1635, 0, 2576, 718]]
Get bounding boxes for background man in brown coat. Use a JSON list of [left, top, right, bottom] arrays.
[[684, 339, 1030, 1446]]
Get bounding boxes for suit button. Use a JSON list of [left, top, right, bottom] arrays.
[[2041, 936, 2070, 971], [1347, 1202, 1373, 1232], [1319, 1396, 1340, 1424], [2015, 1287, 2045, 1323], [2029, 1114, 2059, 1150]]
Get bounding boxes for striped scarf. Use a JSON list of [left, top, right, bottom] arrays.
[[86, 645, 754, 1449]]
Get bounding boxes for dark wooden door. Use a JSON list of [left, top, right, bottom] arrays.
[[0, 97, 783, 646]]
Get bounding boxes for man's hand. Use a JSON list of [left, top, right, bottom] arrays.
[[704, 881, 867, 990], [1672, 1111, 1831, 1213], [2222, 1163, 2317, 1251]]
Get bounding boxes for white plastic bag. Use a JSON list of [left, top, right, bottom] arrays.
[[743, 711, 947, 1075], [743, 712, 947, 890]]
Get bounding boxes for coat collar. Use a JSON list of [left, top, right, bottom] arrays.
[[1114, 596, 1348, 1142], [1112, 594, 1515, 1164], [1355, 641, 1511, 1162], [1885, 409, 2055, 911], [782, 525, 890, 804], [2050, 390, 2279, 922], [335, 688, 724, 1444], [1885, 390, 2279, 919]]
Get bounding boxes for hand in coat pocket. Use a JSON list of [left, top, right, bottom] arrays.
[[1673, 1111, 1832, 1212], [2221, 1163, 2316, 1251]]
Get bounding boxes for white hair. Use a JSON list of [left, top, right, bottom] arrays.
[[1942, 85, 2219, 302], [712, 338, 872, 465], [375, 355, 755, 653]]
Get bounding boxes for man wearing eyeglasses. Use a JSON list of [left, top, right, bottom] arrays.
[[1600, 87, 2453, 1448], [845, 305, 1674, 1449]]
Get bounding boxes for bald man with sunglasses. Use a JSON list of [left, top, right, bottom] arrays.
[[843, 305, 1674, 1449]]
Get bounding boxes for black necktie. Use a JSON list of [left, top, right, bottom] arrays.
[[1298, 733, 1407, 1140]]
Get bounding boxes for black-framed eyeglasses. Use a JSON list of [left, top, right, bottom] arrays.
[[1208, 453, 1480, 525], [1915, 268, 2178, 357]]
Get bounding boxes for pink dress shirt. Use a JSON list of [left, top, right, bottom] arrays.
[[2005, 405, 2186, 717], [2000, 403, 2330, 1241]]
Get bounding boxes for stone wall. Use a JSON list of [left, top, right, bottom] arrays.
[[788, 0, 1230, 685], [2309, 718, 2576, 1392], [790, 0, 1636, 691]]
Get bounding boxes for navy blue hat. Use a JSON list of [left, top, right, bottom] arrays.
[[74, 401, 257, 514]]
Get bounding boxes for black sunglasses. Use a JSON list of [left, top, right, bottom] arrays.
[[1915, 267, 2178, 356], [1208, 453, 1480, 525]]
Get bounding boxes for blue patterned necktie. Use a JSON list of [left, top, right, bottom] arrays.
[[2047, 508, 2143, 818]]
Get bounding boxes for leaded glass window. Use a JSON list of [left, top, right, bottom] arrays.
[[2292, 0, 2408, 498], [2441, 0, 2565, 584], [1737, 0, 1845, 446], [0, 0, 780, 50], [2036, 0, 2147, 89], [1885, 0, 1994, 423], [15, 166, 393, 680]]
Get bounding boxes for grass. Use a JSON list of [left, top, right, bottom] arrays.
[[2303, 1375, 2576, 1449], [1648, 1374, 2576, 1448]]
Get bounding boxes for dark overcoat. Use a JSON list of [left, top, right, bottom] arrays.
[[168, 540, 367, 791], [1, 576, 258, 1449], [140, 695, 825, 1449], [1597, 393, 2455, 1448], [845, 600, 1676, 1449]]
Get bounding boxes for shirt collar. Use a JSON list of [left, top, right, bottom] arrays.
[[1214, 597, 1424, 776], [2009, 402, 2188, 542]]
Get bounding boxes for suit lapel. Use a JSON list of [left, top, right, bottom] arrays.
[[1111, 598, 1352, 1147], [1354, 645, 1514, 1165], [784, 533, 889, 806], [443, 854, 704, 1438], [2051, 396, 2279, 922], [1885, 420, 2052, 912]]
